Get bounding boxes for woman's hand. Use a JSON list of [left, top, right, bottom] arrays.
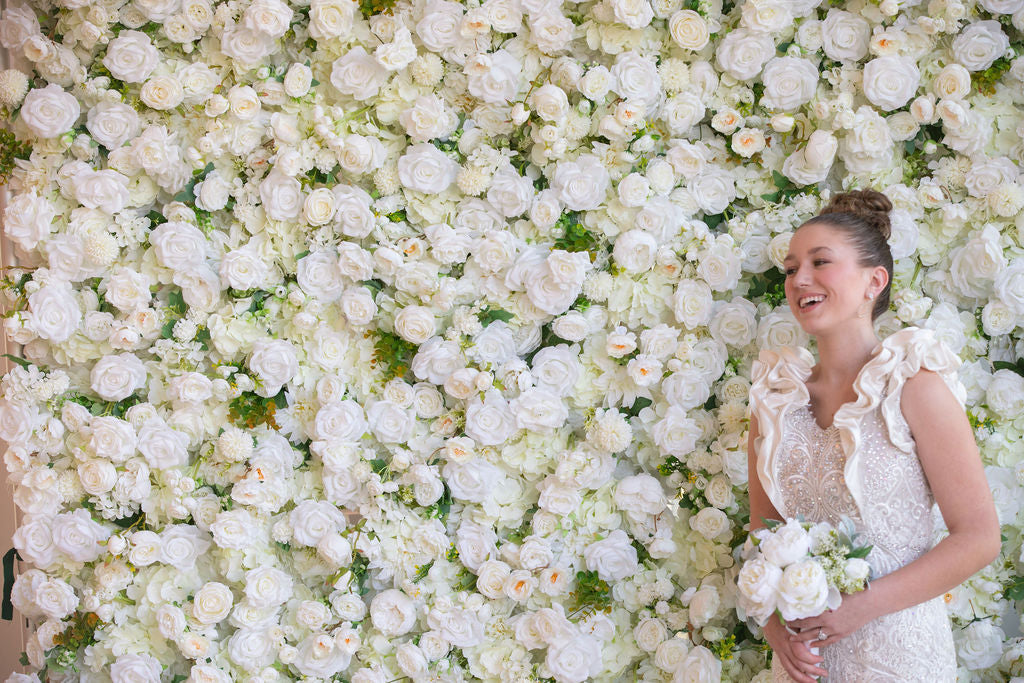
[[763, 613, 827, 683], [787, 589, 877, 650]]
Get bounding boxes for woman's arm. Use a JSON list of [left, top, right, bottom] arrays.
[[747, 413, 828, 682], [789, 368, 1001, 648]]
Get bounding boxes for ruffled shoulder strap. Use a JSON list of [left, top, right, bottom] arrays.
[[748, 345, 815, 517], [834, 326, 965, 512]]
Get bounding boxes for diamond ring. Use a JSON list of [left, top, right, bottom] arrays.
[[817, 629, 827, 641]]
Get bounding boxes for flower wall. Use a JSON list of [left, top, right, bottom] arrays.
[[0, 0, 1023, 679]]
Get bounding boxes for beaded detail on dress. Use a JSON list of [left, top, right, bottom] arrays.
[[749, 328, 960, 682]]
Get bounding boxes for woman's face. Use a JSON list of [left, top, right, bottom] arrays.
[[783, 221, 883, 335]]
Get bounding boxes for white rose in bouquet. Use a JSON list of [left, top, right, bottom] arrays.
[[610, 0, 653, 29], [584, 529, 639, 581], [821, 10, 869, 62], [954, 620, 1005, 670], [949, 224, 1005, 299], [72, 169, 130, 214], [242, 0, 293, 38], [986, 369, 1024, 420], [21, 83, 80, 139], [673, 646, 722, 683], [416, 0, 462, 51], [4, 193, 54, 250], [0, 4, 39, 50], [741, 0, 792, 32], [444, 458, 503, 502], [294, 632, 352, 677], [34, 577, 78, 619], [192, 582, 234, 625], [761, 518, 811, 566], [761, 57, 817, 111], [783, 130, 838, 186], [551, 154, 610, 211], [138, 419, 189, 469], [150, 221, 207, 271], [952, 20, 1009, 72], [840, 106, 893, 174], [52, 508, 110, 563], [400, 94, 457, 142], [932, 63, 972, 100], [615, 474, 667, 521], [259, 170, 303, 221], [715, 29, 774, 81], [545, 633, 602, 683], [310, 0, 356, 40], [244, 566, 293, 608], [862, 56, 920, 111], [111, 654, 162, 683], [669, 9, 709, 50]]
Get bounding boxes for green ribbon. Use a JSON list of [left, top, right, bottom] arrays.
[[2, 548, 21, 621]]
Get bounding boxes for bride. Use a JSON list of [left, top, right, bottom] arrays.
[[745, 189, 1001, 682]]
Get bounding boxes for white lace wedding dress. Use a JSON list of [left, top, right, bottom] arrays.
[[748, 327, 960, 682]]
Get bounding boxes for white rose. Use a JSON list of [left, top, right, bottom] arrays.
[[398, 143, 459, 194], [4, 193, 54, 251], [611, 51, 661, 109], [0, 5, 39, 50], [366, 400, 414, 443], [91, 353, 146, 401], [283, 62, 313, 98], [545, 634, 602, 683], [20, 83, 79, 139], [690, 168, 737, 215], [464, 49, 520, 103], [416, 0, 462, 51], [933, 63, 971, 99], [333, 185, 375, 238], [761, 57, 817, 111], [12, 516, 56, 568], [111, 654, 162, 683], [487, 166, 533, 217], [840, 106, 893, 173], [510, 387, 568, 432], [72, 169, 130, 214], [27, 281, 80, 342], [741, 0, 792, 32], [689, 507, 730, 540], [219, 245, 268, 291], [953, 20, 1009, 71], [370, 589, 416, 636], [777, 559, 832, 620], [783, 130, 838, 185], [950, 224, 1006, 299], [552, 154, 610, 211], [986, 369, 1024, 419], [86, 101, 140, 150], [688, 586, 720, 627], [862, 56, 920, 111], [821, 10, 870, 62], [583, 529, 639, 582], [52, 508, 109, 563], [444, 459, 503, 502], [400, 94, 456, 142], [614, 474, 665, 521], [669, 10, 709, 50], [193, 582, 233, 624], [138, 419, 189, 469], [651, 405, 699, 456], [150, 221, 207, 271], [955, 620, 1005, 670], [35, 578, 78, 619], [331, 46, 389, 100], [78, 459, 117, 495], [103, 31, 158, 83], [611, 0, 653, 28], [675, 646, 722, 682], [244, 566, 293, 608], [297, 250, 344, 302], [140, 75, 184, 110], [156, 604, 187, 639], [394, 305, 437, 345], [242, 0, 292, 38], [290, 500, 346, 547], [715, 29, 774, 80], [248, 339, 298, 397], [89, 416, 136, 462], [310, 0, 356, 40]]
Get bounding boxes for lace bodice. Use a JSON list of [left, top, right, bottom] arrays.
[[749, 327, 961, 682]]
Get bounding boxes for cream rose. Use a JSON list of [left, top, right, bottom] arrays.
[[20, 84, 79, 138]]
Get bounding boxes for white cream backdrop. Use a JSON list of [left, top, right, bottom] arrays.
[[0, 0, 1022, 679]]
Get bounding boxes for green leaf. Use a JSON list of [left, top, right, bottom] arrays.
[[479, 307, 515, 327], [412, 560, 434, 583], [2, 354, 30, 369], [111, 511, 144, 529], [847, 546, 872, 559], [623, 396, 652, 418], [167, 289, 187, 316], [772, 170, 791, 190], [993, 360, 1024, 376], [271, 389, 288, 409], [161, 321, 176, 339], [173, 162, 215, 204]]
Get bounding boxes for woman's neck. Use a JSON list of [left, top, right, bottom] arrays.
[[812, 324, 881, 385]]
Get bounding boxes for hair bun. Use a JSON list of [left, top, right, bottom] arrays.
[[820, 189, 893, 239]]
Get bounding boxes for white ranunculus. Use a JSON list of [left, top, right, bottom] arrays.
[[91, 353, 147, 401], [248, 339, 298, 397], [370, 589, 416, 636], [464, 49, 520, 104], [952, 20, 1009, 72], [398, 143, 459, 194], [862, 56, 920, 111], [583, 529, 639, 582], [761, 57, 817, 111], [715, 29, 774, 80], [551, 154, 610, 211], [821, 10, 870, 62], [20, 83, 80, 139], [777, 559, 831, 620], [736, 557, 782, 625]]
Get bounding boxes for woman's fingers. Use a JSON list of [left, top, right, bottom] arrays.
[[789, 641, 828, 677], [779, 651, 819, 683]]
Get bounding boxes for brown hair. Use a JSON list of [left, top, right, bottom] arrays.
[[803, 189, 894, 320]]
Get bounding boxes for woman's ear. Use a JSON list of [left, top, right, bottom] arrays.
[[871, 265, 889, 294]]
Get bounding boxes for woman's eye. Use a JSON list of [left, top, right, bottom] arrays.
[[784, 268, 796, 276], [814, 260, 829, 266]]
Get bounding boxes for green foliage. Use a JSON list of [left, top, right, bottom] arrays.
[[227, 390, 287, 430], [569, 570, 612, 615], [64, 392, 143, 419], [373, 330, 418, 381], [386, 209, 407, 223], [412, 560, 434, 582], [709, 633, 738, 661], [0, 129, 31, 184], [973, 56, 1013, 95], [350, 552, 370, 595], [49, 611, 101, 671], [306, 164, 339, 186], [2, 353, 31, 369], [553, 212, 603, 257], [760, 170, 811, 204], [173, 162, 216, 204], [747, 267, 787, 307], [623, 396, 653, 418], [478, 307, 515, 327], [424, 485, 453, 522], [1005, 575, 1024, 601]]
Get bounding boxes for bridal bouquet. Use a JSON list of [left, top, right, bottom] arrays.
[[735, 517, 873, 629]]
